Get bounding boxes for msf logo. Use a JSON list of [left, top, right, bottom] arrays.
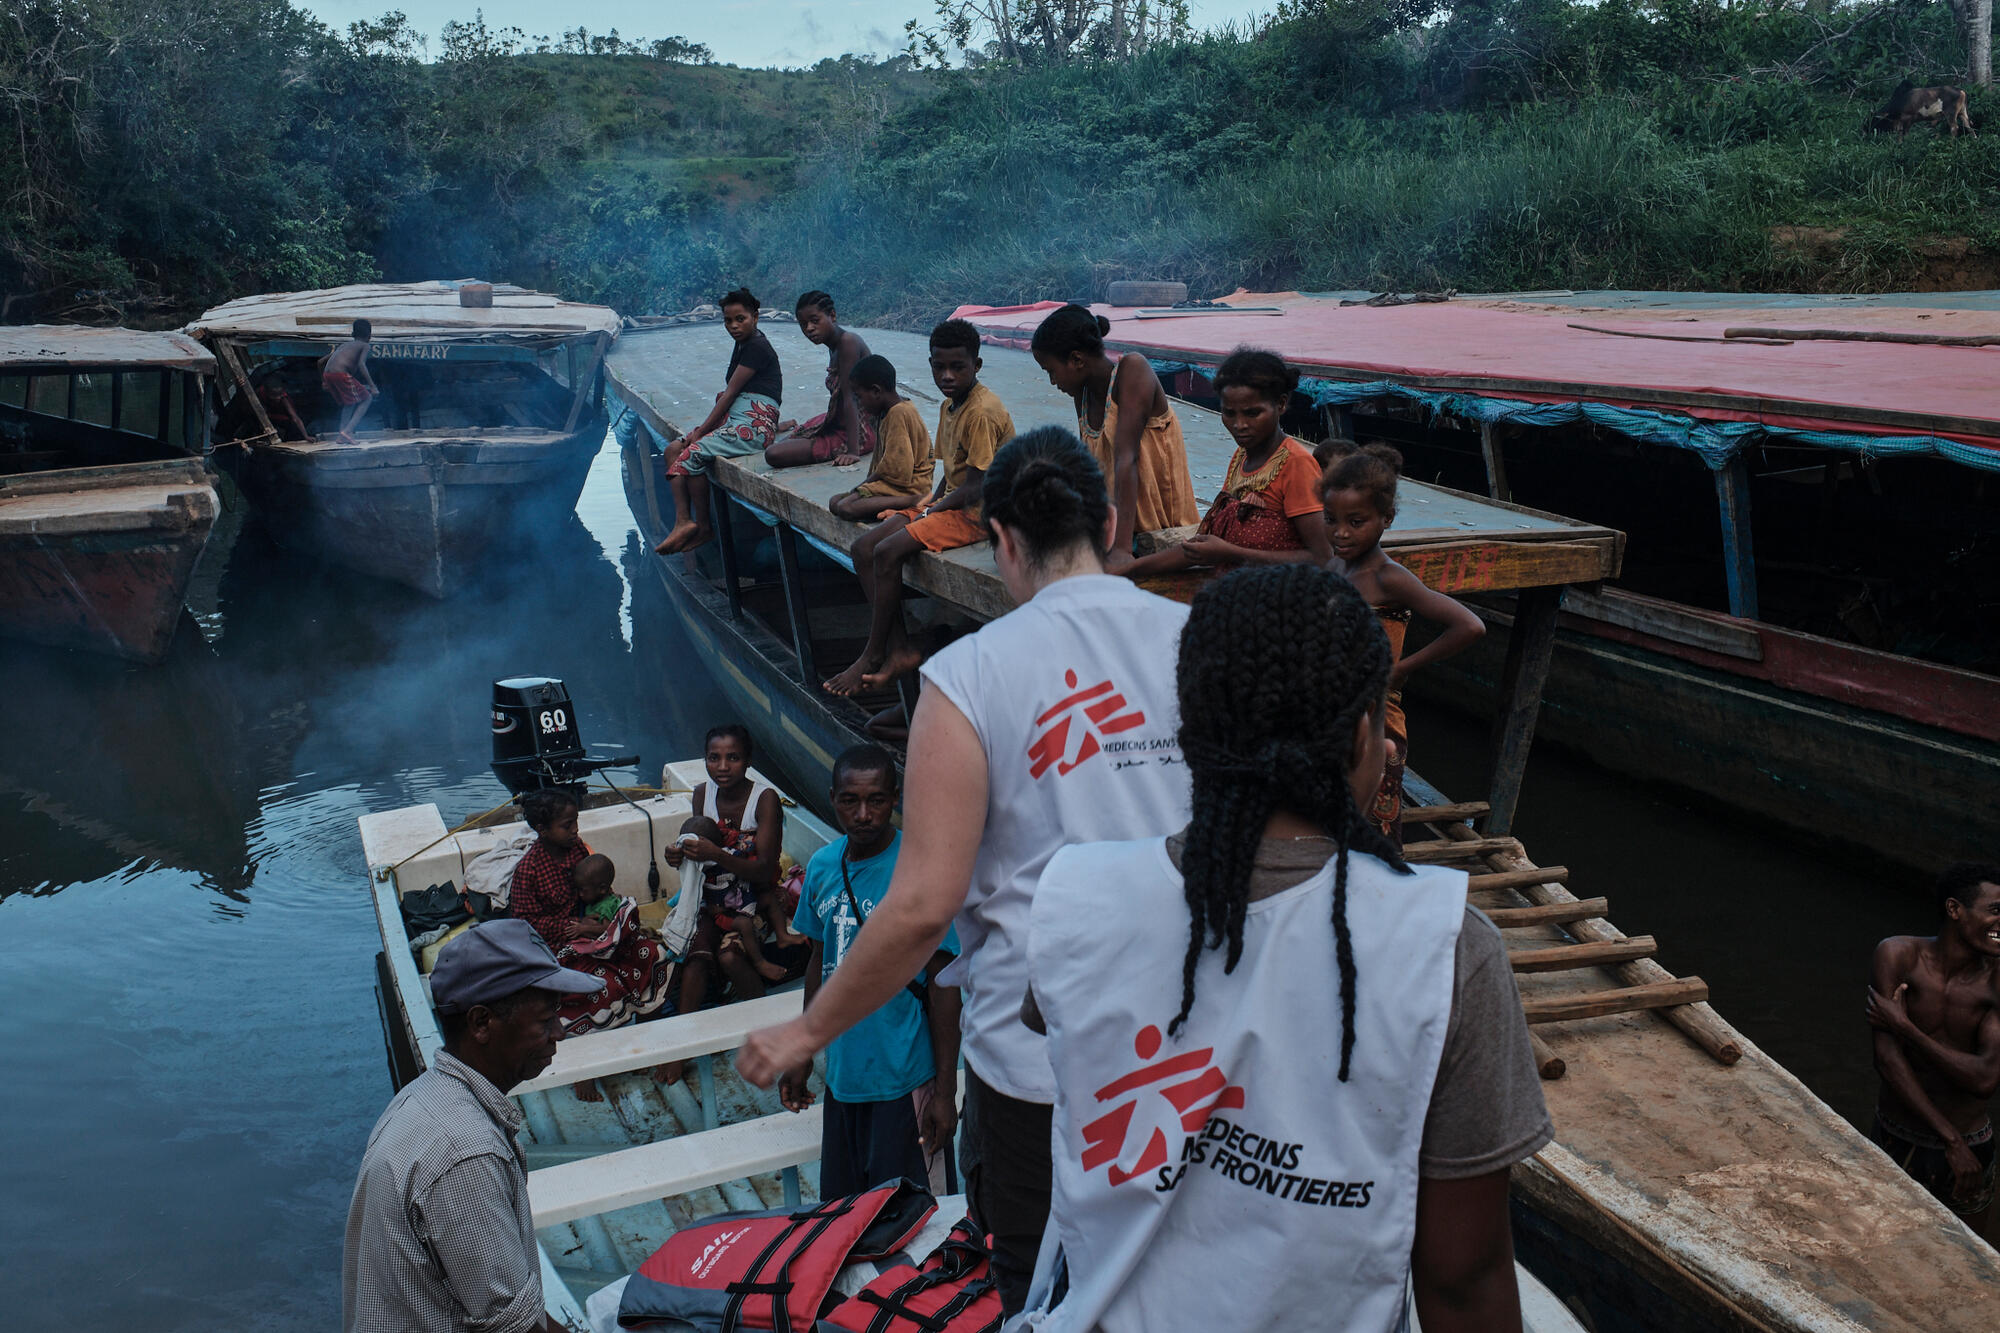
[[1028, 670, 1147, 779], [1081, 1025, 1244, 1187]]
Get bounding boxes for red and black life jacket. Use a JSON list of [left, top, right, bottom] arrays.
[[816, 1218, 1003, 1333], [618, 1179, 936, 1332]]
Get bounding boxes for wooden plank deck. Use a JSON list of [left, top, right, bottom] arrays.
[[606, 323, 1623, 618]]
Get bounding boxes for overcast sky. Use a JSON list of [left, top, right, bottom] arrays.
[[296, 2, 1266, 68]]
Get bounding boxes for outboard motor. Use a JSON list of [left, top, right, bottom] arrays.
[[491, 676, 635, 796]]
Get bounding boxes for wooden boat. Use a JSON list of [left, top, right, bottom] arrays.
[[188, 282, 619, 597], [600, 317, 2000, 1328], [0, 326, 219, 662], [608, 321, 1620, 819], [958, 292, 2000, 872], [359, 764, 1585, 1332]]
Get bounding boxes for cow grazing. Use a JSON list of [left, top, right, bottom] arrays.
[[1871, 79, 1976, 138]]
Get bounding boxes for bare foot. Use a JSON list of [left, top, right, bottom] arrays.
[[755, 957, 789, 983], [776, 419, 797, 434], [654, 520, 701, 554], [772, 924, 808, 950], [823, 655, 880, 698], [859, 642, 924, 692], [677, 527, 714, 555], [574, 1079, 605, 1103], [652, 1059, 692, 1086]]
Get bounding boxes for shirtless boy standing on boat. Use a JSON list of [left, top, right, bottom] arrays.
[[321, 318, 378, 444], [1867, 862, 2000, 1233]]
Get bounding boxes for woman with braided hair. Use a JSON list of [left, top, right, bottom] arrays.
[[1017, 564, 1552, 1333], [740, 427, 1196, 1313]]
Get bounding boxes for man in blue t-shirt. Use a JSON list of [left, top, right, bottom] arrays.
[[781, 745, 962, 1196]]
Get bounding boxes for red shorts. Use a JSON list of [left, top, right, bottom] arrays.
[[789, 412, 878, 463], [323, 371, 369, 406]]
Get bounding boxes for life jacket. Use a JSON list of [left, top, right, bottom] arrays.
[[816, 1218, 1003, 1333], [619, 1179, 936, 1332]]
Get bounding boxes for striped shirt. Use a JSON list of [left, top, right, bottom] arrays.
[[342, 1051, 544, 1333]]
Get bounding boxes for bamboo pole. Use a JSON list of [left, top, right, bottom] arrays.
[[1509, 937, 1658, 974], [1723, 325, 2000, 348], [1570, 322, 1792, 346], [1528, 1032, 1565, 1080], [1441, 824, 1745, 1065], [214, 340, 277, 444], [1524, 977, 1709, 1024], [1467, 866, 1570, 894], [1483, 898, 1610, 929], [1402, 835, 1524, 861], [1401, 801, 1490, 825]]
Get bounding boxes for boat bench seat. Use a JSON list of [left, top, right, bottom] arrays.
[[514, 991, 804, 1097], [529, 1105, 822, 1227]]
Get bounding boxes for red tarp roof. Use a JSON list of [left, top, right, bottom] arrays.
[[953, 293, 2000, 451]]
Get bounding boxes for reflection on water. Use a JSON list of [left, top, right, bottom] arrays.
[[0, 442, 732, 1330], [1, 435, 1921, 1327]]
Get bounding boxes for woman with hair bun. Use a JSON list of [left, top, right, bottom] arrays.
[[1126, 345, 1331, 575], [1018, 564, 1549, 1333], [739, 427, 1197, 1313], [1031, 303, 1198, 567]]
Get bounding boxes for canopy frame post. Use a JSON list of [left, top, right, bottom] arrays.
[[1486, 585, 1564, 835], [1714, 456, 1759, 620], [774, 521, 819, 685], [710, 491, 744, 621], [1480, 420, 1512, 502]]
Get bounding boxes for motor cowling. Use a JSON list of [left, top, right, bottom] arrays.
[[490, 676, 587, 796]]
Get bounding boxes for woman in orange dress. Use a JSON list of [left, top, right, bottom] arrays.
[[1126, 347, 1331, 575]]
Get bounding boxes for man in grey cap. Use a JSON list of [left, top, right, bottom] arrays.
[[342, 919, 602, 1333]]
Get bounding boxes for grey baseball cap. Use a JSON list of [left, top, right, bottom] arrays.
[[430, 919, 604, 1014]]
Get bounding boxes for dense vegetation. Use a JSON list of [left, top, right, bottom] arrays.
[[4, 0, 1997, 327]]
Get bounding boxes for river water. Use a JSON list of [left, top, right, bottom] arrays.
[[0, 439, 1926, 1328]]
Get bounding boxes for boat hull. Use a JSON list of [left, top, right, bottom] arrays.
[[616, 416, 869, 791], [1414, 607, 2000, 872], [220, 417, 606, 597], [0, 458, 218, 663]]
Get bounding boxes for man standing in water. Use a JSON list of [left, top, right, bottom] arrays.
[[1867, 862, 2000, 1234], [343, 920, 602, 1333]]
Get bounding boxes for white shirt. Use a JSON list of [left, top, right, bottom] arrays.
[[919, 574, 1192, 1102], [1018, 837, 1465, 1333]]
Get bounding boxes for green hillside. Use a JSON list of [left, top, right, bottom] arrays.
[[4, 1, 1997, 327]]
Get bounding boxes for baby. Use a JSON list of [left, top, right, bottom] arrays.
[[680, 814, 798, 982], [572, 853, 623, 922]]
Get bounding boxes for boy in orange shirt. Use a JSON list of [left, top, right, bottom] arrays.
[[824, 320, 1014, 697]]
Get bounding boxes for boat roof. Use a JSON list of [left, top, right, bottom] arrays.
[[0, 325, 214, 373], [955, 291, 2000, 468], [186, 281, 622, 344], [607, 322, 1623, 620]]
